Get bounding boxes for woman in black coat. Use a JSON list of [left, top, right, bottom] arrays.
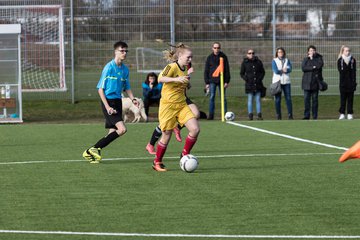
[[301, 45, 324, 120], [240, 49, 265, 120], [337, 45, 357, 120]]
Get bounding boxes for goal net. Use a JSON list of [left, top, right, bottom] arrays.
[[136, 47, 167, 74], [0, 5, 66, 92]]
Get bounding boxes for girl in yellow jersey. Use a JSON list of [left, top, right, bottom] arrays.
[[153, 43, 200, 172]]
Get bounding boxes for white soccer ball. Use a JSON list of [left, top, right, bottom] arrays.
[[225, 111, 235, 121], [180, 154, 199, 173]]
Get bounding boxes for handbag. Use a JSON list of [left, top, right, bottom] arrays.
[[318, 80, 328, 92], [260, 86, 267, 98], [270, 80, 281, 96]]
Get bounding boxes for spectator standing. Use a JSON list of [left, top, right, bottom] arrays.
[[240, 48, 266, 120], [272, 47, 293, 120], [301, 45, 324, 120], [142, 72, 162, 117], [337, 45, 357, 120], [204, 42, 231, 120]]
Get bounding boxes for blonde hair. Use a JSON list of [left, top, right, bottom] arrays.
[[163, 43, 191, 62], [338, 45, 350, 59]]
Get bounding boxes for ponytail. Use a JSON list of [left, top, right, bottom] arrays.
[[163, 43, 190, 62]]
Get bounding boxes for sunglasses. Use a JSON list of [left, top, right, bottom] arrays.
[[117, 49, 129, 53], [247, 52, 255, 55]]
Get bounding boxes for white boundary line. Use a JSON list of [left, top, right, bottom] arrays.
[[0, 152, 341, 165], [1, 230, 360, 239], [227, 122, 348, 151]]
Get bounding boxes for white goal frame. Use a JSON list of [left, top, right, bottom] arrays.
[[0, 5, 66, 92], [0, 24, 23, 123], [136, 47, 166, 74]]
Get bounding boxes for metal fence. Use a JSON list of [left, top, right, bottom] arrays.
[[0, 0, 359, 101]]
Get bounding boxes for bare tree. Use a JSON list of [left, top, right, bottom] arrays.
[[334, 0, 360, 38]]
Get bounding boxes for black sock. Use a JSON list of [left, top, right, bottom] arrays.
[[150, 126, 162, 146], [94, 131, 119, 149], [177, 123, 184, 130]]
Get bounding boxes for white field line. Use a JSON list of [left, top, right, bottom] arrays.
[[227, 122, 348, 151], [0, 152, 341, 165], [0, 230, 360, 239]]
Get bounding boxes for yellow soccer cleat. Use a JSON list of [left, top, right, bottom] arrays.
[[82, 149, 94, 161], [82, 150, 99, 163], [83, 147, 102, 163], [88, 147, 102, 161]]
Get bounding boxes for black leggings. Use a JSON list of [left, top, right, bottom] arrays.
[[144, 98, 160, 116]]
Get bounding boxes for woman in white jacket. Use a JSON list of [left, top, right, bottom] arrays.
[[272, 47, 293, 120]]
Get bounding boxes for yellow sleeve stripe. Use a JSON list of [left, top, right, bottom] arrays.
[[105, 76, 118, 80]]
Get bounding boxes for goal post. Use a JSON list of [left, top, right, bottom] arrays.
[[0, 5, 66, 92], [136, 47, 167, 74], [0, 24, 23, 123]]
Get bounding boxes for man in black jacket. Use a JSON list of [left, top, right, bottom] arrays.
[[301, 45, 324, 120], [204, 42, 231, 120]]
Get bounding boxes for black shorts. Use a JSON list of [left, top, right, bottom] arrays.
[[186, 97, 193, 105], [101, 98, 123, 129]]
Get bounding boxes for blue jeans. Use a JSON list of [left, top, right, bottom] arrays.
[[303, 90, 319, 119], [274, 84, 293, 118], [209, 83, 227, 116], [247, 91, 261, 114]]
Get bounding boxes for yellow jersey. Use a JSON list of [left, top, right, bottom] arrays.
[[159, 62, 190, 104]]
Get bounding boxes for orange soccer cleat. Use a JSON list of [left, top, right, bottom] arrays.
[[339, 140, 360, 163], [146, 143, 156, 155], [152, 161, 167, 172], [173, 127, 182, 142]]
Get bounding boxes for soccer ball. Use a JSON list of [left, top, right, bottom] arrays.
[[225, 111, 235, 121], [180, 154, 199, 173]]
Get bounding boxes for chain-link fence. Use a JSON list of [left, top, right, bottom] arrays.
[[0, 0, 359, 101]]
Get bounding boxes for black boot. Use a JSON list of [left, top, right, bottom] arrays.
[[207, 113, 214, 120], [248, 113, 253, 120], [257, 113, 263, 120], [277, 114, 282, 120]]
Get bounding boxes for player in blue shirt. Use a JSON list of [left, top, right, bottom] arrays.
[[82, 41, 139, 163]]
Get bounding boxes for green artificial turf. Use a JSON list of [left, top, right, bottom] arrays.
[[0, 120, 359, 240]]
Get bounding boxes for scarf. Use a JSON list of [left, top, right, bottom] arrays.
[[342, 54, 352, 65]]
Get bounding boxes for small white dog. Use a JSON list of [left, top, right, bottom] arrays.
[[122, 97, 147, 123]]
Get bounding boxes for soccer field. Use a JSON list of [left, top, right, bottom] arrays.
[[1, 120, 360, 240]]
